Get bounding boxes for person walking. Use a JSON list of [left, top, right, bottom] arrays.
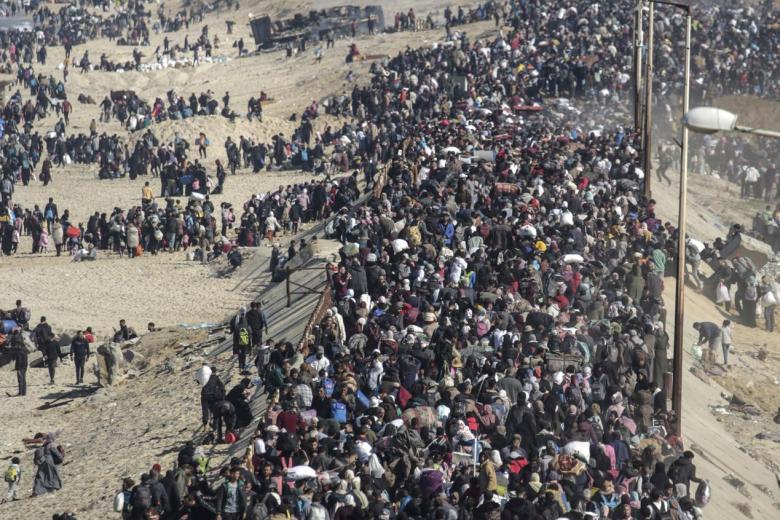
[[44, 198, 58, 234], [667, 451, 703, 498], [2, 457, 21, 503], [246, 301, 269, 349], [720, 320, 732, 366], [70, 330, 90, 384], [44, 337, 62, 385], [198, 133, 208, 159], [215, 466, 246, 520], [32, 433, 63, 496], [759, 275, 777, 332], [685, 239, 703, 291], [231, 307, 253, 373], [13, 331, 28, 396]]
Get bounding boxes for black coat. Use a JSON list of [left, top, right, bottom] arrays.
[[44, 340, 61, 362], [349, 264, 368, 295], [14, 346, 28, 370], [70, 337, 90, 359], [227, 384, 253, 428], [201, 375, 226, 405]]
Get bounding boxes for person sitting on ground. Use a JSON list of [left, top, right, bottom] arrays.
[[114, 319, 138, 342]]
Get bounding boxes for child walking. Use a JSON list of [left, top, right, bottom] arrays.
[[2, 456, 21, 503], [721, 320, 733, 366]]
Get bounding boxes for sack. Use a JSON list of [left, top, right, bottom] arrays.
[[406, 225, 422, 246], [761, 291, 777, 306], [716, 282, 730, 304], [331, 401, 347, 423], [695, 479, 711, 507], [4, 466, 17, 483], [225, 431, 238, 444], [52, 444, 65, 465], [347, 333, 368, 355], [113, 491, 125, 512], [238, 327, 251, 347], [135, 244, 143, 257]]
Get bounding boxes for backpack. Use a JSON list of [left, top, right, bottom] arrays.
[[131, 484, 153, 510], [4, 466, 17, 483], [238, 326, 251, 347], [16, 307, 31, 324], [331, 401, 347, 423]]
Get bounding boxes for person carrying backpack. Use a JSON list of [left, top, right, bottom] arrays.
[[113, 477, 135, 519], [246, 301, 269, 348], [2, 456, 21, 503], [130, 474, 154, 518], [231, 307, 253, 373]]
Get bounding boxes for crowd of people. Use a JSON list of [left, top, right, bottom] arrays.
[[6, 1, 780, 518], [89, 3, 734, 519]]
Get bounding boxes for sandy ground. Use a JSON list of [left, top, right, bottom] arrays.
[[0, 328, 243, 519], [2, 1, 780, 519], [651, 152, 780, 518]]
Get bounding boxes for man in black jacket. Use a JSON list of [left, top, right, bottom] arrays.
[[70, 330, 90, 384], [13, 330, 28, 396], [668, 451, 704, 497], [245, 301, 268, 348], [44, 339, 62, 384], [33, 316, 54, 350]]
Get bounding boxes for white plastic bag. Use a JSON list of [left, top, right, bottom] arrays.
[[113, 491, 125, 512], [391, 238, 409, 253], [716, 282, 730, 304]]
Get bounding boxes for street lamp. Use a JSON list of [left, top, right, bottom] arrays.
[[682, 106, 780, 139]]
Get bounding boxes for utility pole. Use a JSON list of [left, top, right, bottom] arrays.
[[633, 0, 645, 134], [643, 1, 655, 198], [672, 5, 692, 437]]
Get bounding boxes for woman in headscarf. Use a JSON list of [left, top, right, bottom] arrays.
[[32, 432, 63, 496]]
